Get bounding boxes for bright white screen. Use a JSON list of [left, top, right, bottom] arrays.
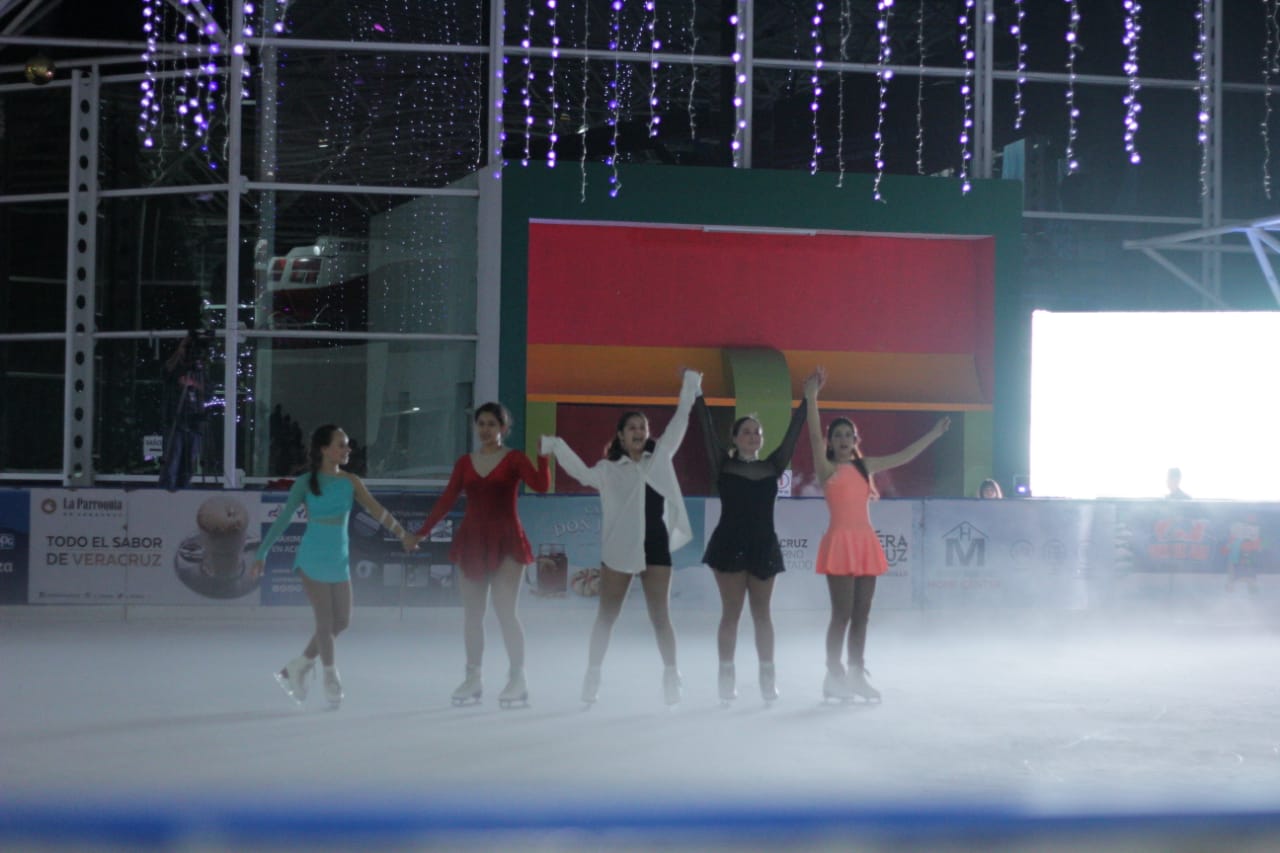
[[1030, 310, 1280, 500]]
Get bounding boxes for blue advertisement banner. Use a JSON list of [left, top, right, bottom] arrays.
[[0, 490, 29, 604], [516, 495, 706, 609]]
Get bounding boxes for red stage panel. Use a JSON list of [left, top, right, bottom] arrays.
[[528, 223, 993, 375]]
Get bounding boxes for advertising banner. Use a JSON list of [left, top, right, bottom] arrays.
[[695, 496, 916, 611], [124, 490, 265, 604], [918, 499, 1114, 609], [1113, 501, 1280, 602], [517, 495, 707, 610], [0, 490, 29, 604], [353, 492, 460, 608], [259, 488, 462, 607], [30, 489, 270, 605], [28, 490, 131, 603]]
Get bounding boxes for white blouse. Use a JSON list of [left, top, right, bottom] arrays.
[[541, 370, 702, 575]]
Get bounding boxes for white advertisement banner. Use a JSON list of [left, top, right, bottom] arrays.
[[702, 497, 917, 611], [918, 499, 1116, 609], [29, 490, 266, 604], [29, 490, 130, 603]]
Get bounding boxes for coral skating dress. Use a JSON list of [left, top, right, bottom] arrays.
[[815, 464, 888, 577], [416, 451, 550, 580]]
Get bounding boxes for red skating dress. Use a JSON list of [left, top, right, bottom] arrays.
[[416, 451, 550, 580], [815, 464, 888, 577]]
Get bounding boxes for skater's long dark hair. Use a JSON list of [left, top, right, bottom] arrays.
[[826, 417, 875, 495], [308, 423, 341, 495], [605, 411, 655, 461]]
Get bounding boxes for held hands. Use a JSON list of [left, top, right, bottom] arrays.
[[803, 366, 827, 399], [539, 435, 557, 456], [400, 533, 422, 553]]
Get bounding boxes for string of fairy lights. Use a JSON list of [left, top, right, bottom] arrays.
[[871, 0, 893, 202], [1121, 0, 1142, 165], [808, 0, 825, 176], [132, 1, 1274, 204], [957, 0, 975, 193], [1264, 0, 1280, 199]]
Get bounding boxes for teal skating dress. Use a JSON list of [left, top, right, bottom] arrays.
[[256, 472, 356, 582]]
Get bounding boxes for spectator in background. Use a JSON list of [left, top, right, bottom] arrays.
[[1166, 467, 1190, 500], [977, 478, 1003, 499]]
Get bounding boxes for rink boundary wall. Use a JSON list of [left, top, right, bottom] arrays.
[[2, 487, 1275, 611]]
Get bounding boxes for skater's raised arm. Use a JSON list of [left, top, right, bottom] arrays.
[[804, 367, 836, 484], [863, 416, 951, 475], [541, 435, 603, 489], [349, 473, 418, 551], [694, 394, 726, 485], [653, 369, 703, 460], [766, 395, 809, 475]]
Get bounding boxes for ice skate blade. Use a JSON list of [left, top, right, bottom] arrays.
[[498, 696, 529, 710], [451, 695, 482, 707], [273, 672, 304, 706]]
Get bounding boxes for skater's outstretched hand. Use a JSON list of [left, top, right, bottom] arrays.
[[249, 558, 265, 579]]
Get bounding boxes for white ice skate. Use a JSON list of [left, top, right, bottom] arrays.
[[323, 668, 343, 710], [822, 665, 854, 703], [498, 668, 529, 709], [663, 665, 683, 706], [581, 666, 602, 706], [273, 655, 314, 706], [846, 666, 881, 703], [759, 661, 779, 704], [717, 662, 737, 705], [452, 665, 483, 706]]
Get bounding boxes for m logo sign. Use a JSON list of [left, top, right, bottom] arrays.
[[943, 521, 987, 568]]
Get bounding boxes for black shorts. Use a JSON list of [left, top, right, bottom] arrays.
[[644, 527, 671, 567]]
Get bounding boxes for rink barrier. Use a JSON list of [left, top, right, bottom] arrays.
[[5, 798, 1280, 850], [2, 488, 1276, 610]]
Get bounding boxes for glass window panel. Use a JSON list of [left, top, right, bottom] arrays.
[[257, 50, 486, 187], [98, 73, 232, 192], [249, 191, 477, 335], [0, 342, 64, 472], [95, 336, 229, 478], [94, 336, 475, 481], [95, 194, 234, 332], [0, 202, 66, 333], [0, 90, 71, 197], [243, 337, 475, 480]]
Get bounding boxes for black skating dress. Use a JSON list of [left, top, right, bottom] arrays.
[[695, 396, 807, 579]]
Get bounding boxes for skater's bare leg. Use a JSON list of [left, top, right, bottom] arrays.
[[302, 576, 351, 667], [847, 576, 877, 669], [639, 564, 677, 667], [458, 570, 489, 669], [490, 557, 525, 673], [825, 575, 856, 671], [746, 574, 776, 664], [587, 566, 632, 669], [712, 569, 748, 664]]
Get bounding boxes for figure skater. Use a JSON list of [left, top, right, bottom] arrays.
[[804, 367, 949, 702], [416, 402, 550, 708], [251, 424, 417, 709], [694, 374, 813, 704], [540, 368, 702, 706]]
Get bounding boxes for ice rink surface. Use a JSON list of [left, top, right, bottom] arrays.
[[4, 597, 1280, 849]]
